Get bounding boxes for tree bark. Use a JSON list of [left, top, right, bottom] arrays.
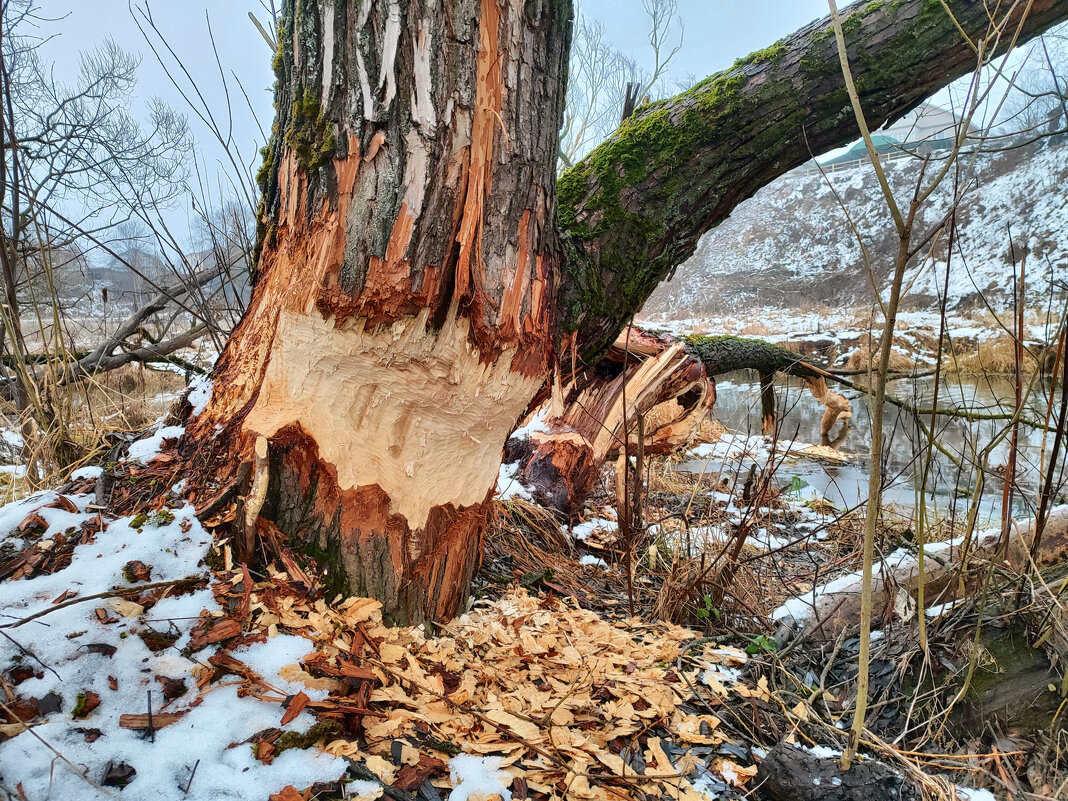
[[774, 506, 1068, 639], [184, 0, 570, 624], [518, 328, 713, 513], [515, 332, 851, 513], [179, 0, 1068, 624]]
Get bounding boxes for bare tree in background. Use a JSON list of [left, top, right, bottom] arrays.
[[0, 0, 263, 478], [558, 0, 683, 168]]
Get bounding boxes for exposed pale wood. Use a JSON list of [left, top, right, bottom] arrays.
[[185, 0, 569, 624], [174, 0, 1068, 624], [243, 435, 270, 559], [242, 308, 541, 530], [519, 330, 712, 512]]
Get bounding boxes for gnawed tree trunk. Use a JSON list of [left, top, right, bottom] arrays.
[[518, 329, 713, 513], [515, 332, 852, 513], [183, 0, 570, 624], [177, 0, 1068, 624]]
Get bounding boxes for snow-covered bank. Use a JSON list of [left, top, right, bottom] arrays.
[[643, 139, 1068, 320]]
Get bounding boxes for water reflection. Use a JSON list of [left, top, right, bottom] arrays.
[[678, 371, 1067, 526]]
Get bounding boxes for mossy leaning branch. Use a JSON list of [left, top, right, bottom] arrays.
[[554, 0, 1068, 367]]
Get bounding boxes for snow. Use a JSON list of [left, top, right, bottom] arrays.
[[1, 428, 24, 449], [579, 554, 608, 568], [448, 754, 513, 801], [0, 489, 58, 538], [187, 375, 214, 417], [71, 465, 104, 480], [925, 599, 961, 618], [509, 408, 552, 441], [801, 743, 843, 759], [496, 461, 532, 501], [691, 772, 723, 799], [234, 635, 333, 700], [127, 424, 186, 463], [954, 787, 998, 801], [571, 517, 616, 541], [688, 435, 815, 466], [0, 495, 347, 799], [772, 526, 1004, 623], [642, 140, 1068, 324]]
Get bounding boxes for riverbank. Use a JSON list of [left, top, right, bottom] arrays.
[[641, 307, 1061, 374]]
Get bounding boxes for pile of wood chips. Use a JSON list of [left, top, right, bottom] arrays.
[[208, 559, 765, 801]]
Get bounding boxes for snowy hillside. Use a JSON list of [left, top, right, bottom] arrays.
[[642, 139, 1068, 320]]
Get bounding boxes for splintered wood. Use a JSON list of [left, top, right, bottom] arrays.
[[231, 581, 756, 801]]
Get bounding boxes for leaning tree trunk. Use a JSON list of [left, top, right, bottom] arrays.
[[183, 0, 570, 624], [177, 0, 1068, 624], [514, 332, 852, 514]]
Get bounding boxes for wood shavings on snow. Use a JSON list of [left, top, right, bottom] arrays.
[[0, 464, 765, 800], [255, 587, 761, 800]]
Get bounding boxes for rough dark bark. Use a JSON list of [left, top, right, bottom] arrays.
[[185, 0, 570, 624], [176, 0, 1068, 624]]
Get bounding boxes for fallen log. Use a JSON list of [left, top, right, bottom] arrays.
[[773, 506, 1068, 638]]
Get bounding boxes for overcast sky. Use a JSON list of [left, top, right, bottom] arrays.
[[23, 0, 1018, 246], [32, 0, 832, 160]]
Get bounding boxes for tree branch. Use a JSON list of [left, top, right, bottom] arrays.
[[557, 0, 1068, 364]]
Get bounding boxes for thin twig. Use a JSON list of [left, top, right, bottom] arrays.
[[0, 576, 203, 629]]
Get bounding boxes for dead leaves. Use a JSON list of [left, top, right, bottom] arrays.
[[118, 711, 185, 730], [187, 615, 241, 651], [281, 588, 755, 800]]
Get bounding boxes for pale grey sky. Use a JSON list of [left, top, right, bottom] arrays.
[[582, 0, 829, 80], [30, 0, 838, 246], [24, 1, 1026, 246]]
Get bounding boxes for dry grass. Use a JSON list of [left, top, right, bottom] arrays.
[[846, 343, 917, 373], [0, 363, 189, 489], [947, 333, 1043, 374], [738, 320, 771, 336]]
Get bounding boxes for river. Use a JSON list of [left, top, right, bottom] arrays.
[[676, 371, 1067, 526]]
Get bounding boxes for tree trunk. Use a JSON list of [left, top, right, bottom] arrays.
[[558, 0, 1068, 365], [518, 328, 713, 513], [178, 0, 1068, 624], [515, 332, 853, 513], [184, 0, 570, 624]]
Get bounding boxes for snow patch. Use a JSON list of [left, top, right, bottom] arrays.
[[127, 424, 185, 463], [186, 375, 214, 417], [448, 754, 513, 801]]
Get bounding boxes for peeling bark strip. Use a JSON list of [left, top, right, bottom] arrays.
[[520, 329, 713, 513], [187, 0, 571, 624]]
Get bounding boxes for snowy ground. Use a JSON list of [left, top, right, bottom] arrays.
[[0, 492, 350, 800], [0, 398, 519, 801]]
